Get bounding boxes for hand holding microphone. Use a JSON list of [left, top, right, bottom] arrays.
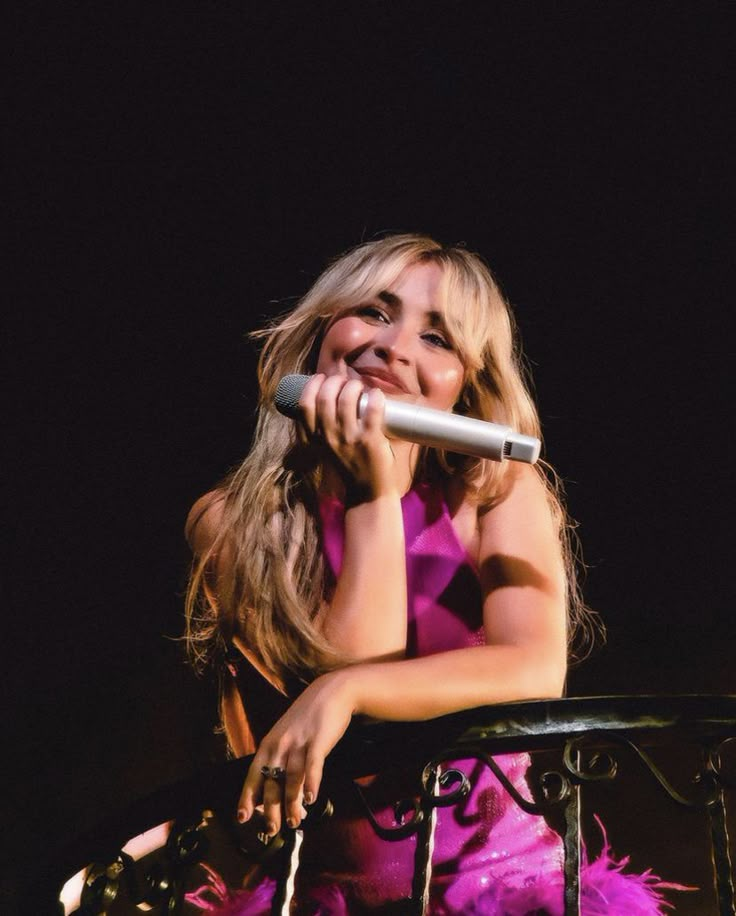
[[274, 374, 540, 464]]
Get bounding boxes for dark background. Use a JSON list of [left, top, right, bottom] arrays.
[[5, 3, 735, 912]]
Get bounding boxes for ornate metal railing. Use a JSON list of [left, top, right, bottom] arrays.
[[32, 695, 736, 915]]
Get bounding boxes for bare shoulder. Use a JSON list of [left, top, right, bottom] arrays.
[[477, 464, 565, 604], [478, 465, 568, 691], [446, 466, 557, 558], [185, 489, 227, 555], [479, 465, 558, 542]]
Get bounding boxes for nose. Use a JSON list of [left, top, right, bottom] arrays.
[[372, 322, 412, 365]]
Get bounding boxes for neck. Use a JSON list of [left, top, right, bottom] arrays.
[[391, 440, 420, 495]]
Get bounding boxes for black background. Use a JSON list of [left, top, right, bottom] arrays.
[[5, 3, 735, 911]]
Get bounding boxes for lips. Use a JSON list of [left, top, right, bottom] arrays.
[[353, 366, 410, 393]]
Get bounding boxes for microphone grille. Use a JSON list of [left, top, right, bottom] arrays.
[[274, 374, 311, 417]]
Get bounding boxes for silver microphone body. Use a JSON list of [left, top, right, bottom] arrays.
[[274, 374, 541, 465]]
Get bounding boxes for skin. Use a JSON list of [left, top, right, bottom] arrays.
[[187, 262, 567, 838]]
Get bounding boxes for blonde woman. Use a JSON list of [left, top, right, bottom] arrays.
[[185, 235, 673, 913]]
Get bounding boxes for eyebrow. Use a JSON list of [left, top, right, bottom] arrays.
[[376, 290, 445, 327]]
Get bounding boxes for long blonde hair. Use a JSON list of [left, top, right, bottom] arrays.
[[185, 234, 595, 683]]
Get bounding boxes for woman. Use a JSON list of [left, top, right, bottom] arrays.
[[185, 235, 674, 914]]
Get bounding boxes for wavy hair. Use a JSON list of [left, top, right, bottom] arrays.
[[185, 234, 596, 683]]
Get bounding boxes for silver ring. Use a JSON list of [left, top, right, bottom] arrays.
[[260, 764, 286, 782]]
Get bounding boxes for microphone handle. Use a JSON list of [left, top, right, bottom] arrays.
[[358, 394, 540, 464]]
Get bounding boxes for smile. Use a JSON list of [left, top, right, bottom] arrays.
[[353, 367, 410, 393]]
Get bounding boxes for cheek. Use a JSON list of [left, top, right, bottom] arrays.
[[315, 318, 369, 372], [425, 362, 465, 407]]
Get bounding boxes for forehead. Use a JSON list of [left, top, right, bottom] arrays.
[[387, 260, 443, 294], [325, 256, 471, 337], [377, 262, 445, 323]]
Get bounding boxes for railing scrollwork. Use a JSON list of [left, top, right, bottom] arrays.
[[35, 695, 736, 916]]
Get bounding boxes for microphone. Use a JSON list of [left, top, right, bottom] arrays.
[[274, 374, 541, 464]]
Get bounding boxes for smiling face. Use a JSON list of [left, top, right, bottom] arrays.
[[315, 261, 465, 412]]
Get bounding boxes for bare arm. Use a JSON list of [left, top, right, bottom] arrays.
[[239, 464, 568, 832], [186, 491, 261, 756], [341, 464, 567, 714], [318, 493, 407, 659], [300, 374, 409, 659], [185, 490, 226, 559]]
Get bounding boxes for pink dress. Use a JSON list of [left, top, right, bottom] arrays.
[[187, 482, 680, 914]]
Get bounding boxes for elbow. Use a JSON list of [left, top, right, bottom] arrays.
[[541, 661, 567, 699], [516, 649, 567, 701], [536, 660, 567, 700]]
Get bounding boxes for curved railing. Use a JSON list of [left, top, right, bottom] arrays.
[[31, 695, 736, 915]]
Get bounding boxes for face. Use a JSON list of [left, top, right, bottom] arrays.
[[315, 261, 465, 411]]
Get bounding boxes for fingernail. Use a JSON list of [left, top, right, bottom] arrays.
[[304, 791, 314, 805], [266, 821, 277, 835], [237, 808, 249, 823], [286, 817, 297, 829]]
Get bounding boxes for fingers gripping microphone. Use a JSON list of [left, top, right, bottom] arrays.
[[274, 374, 541, 464]]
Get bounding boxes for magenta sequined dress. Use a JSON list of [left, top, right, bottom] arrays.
[[187, 483, 679, 915]]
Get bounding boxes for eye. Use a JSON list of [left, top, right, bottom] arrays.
[[422, 329, 454, 350], [357, 304, 390, 323]]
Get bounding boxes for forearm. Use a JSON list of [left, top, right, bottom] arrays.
[[320, 492, 407, 659], [337, 643, 566, 721]]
